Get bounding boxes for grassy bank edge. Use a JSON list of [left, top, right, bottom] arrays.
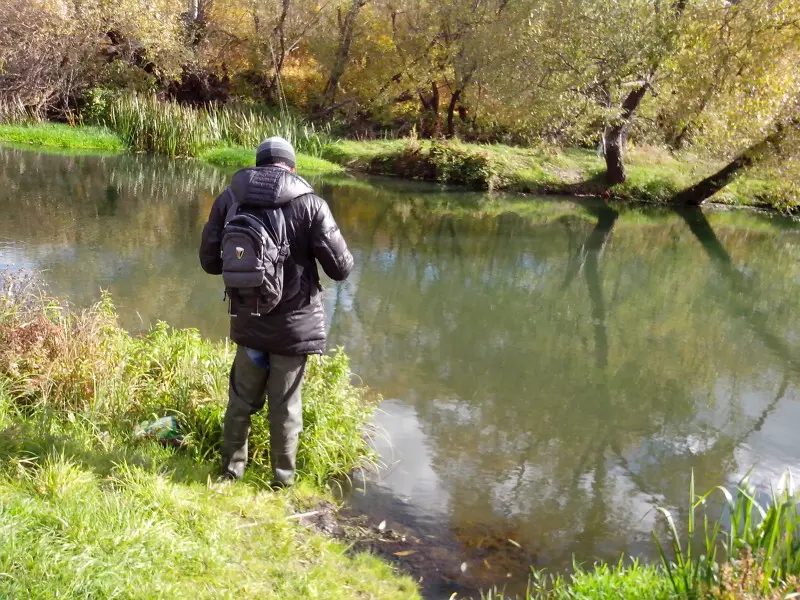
[[321, 139, 798, 213], [0, 281, 419, 598], [0, 123, 345, 176]]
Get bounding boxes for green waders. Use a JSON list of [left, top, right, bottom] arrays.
[[221, 345, 307, 485]]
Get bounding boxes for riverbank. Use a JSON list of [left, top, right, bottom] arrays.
[[1, 123, 795, 212], [0, 274, 417, 599], [320, 139, 798, 212]]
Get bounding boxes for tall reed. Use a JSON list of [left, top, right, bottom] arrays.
[[654, 472, 800, 598], [0, 97, 41, 124], [106, 95, 209, 157], [99, 94, 331, 159]]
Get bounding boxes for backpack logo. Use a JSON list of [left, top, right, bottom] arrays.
[[236, 247, 245, 259]]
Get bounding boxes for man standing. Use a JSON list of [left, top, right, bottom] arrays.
[[199, 137, 353, 486]]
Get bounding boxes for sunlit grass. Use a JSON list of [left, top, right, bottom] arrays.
[[199, 145, 345, 175], [323, 139, 796, 211], [0, 272, 378, 486], [479, 473, 800, 600], [480, 559, 671, 600], [654, 472, 800, 598], [0, 452, 418, 599], [0, 123, 124, 151]]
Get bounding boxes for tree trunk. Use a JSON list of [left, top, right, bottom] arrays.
[[268, 0, 292, 103], [319, 0, 369, 114], [186, 0, 211, 47], [602, 83, 650, 185], [445, 64, 475, 138], [602, 125, 626, 185], [446, 89, 461, 138], [418, 81, 440, 138], [674, 120, 796, 206]]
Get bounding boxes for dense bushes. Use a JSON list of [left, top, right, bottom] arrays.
[[367, 140, 502, 190]]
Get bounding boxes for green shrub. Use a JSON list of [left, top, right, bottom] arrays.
[[428, 142, 500, 189], [369, 140, 502, 190]]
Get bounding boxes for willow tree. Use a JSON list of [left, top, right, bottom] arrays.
[[666, 0, 800, 204], [659, 0, 800, 151]]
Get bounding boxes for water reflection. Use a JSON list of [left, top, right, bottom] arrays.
[[321, 182, 800, 593], [2, 146, 800, 597]]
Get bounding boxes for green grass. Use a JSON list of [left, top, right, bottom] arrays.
[[0, 453, 417, 599], [1, 119, 796, 211], [0, 273, 417, 598], [0, 123, 124, 152], [199, 145, 345, 175], [654, 472, 800, 599], [480, 559, 672, 600]]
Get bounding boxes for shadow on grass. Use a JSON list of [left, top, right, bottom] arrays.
[[0, 410, 276, 489]]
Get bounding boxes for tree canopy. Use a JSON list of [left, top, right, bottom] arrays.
[[1, 0, 799, 174]]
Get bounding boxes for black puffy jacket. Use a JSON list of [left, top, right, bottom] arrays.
[[199, 166, 353, 355]]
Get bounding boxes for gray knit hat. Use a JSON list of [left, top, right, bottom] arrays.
[[256, 136, 296, 168]]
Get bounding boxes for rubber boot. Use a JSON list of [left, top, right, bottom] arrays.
[[266, 354, 307, 487], [271, 430, 300, 487], [221, 397, 251, 480]]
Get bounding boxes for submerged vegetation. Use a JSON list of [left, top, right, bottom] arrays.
[[0, 272, 418, 598]]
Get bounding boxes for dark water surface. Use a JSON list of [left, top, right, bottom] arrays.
[[2, 146, 800, 597]]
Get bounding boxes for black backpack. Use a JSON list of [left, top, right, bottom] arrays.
[[221, 196, 289, 317]]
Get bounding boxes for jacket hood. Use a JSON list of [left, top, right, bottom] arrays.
[[230, 166, 314, 207]]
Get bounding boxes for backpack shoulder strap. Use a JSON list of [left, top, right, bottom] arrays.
[[268, 206, 289, 258], [224, 189, 239, 224]]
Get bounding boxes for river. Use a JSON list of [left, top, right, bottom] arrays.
[[2, 146, 800, 598]]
